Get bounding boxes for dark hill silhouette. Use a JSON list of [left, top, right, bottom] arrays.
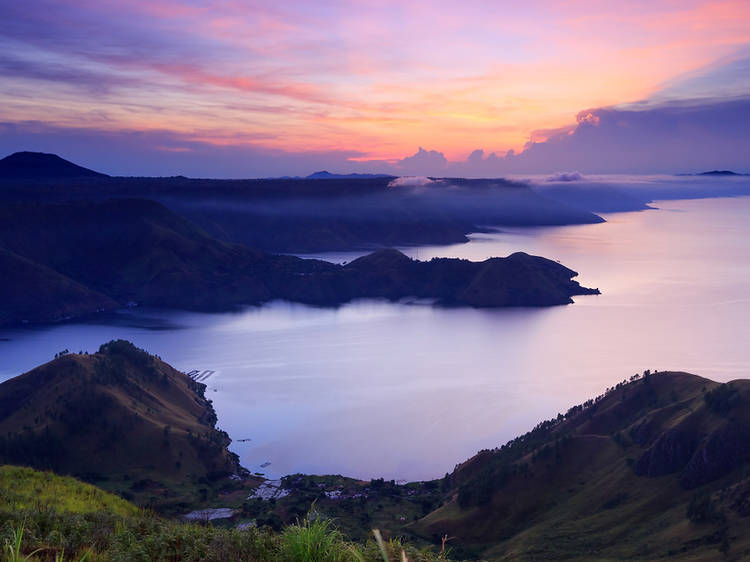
[[0, 340, 242, 509], [0, 160, 603, 252], [0, 247, 115, 325], [305, 170, 394, 179], [0, 199, 598, 325], [321, 249, 599, 307], [0, 151, 108, 179], [0, 198, 274, 311], [699, 170, 742, 176], [413, 371, 750, 560]]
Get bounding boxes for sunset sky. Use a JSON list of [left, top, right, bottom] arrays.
[[1, 0, 749, 176]]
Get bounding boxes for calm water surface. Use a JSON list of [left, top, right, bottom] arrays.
[[1, 197, 749, 481]]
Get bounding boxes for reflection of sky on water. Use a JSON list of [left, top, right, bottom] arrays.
[[1, 197, 749, 481]]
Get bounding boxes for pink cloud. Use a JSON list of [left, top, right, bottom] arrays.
[[2, 0, 750, 163]]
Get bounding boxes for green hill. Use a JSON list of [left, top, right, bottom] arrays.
[[0, 340, 242, 511], [0, 464, 279, 561], [0, 465, 451, 561], [0, 346, 453, 561], [3, 344, 750, 560], [0, 465, 140, 517], [412, 371, 750, 560]]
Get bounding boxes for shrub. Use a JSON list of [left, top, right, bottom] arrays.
[[704, 384, 741, 415], [280, 516, 356, 562]]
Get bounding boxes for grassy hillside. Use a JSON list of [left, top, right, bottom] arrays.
[[0, 465, 139, 517], [6, 341, 748, 559], [0, 465, 449, 561], [0, 340, 242, 511], [0, 463, 280, 561], [413, 371, 750, 560], [0, 342, 454, 549]]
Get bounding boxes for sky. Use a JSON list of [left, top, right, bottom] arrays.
[[1, 0, 749, 177]]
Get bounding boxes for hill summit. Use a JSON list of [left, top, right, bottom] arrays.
[[0, 151, 108, 179], [413, 370, 750, 560], [0, 340, 242, 509]]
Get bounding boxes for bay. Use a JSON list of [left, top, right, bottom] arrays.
[[1, 197, 749, 481]]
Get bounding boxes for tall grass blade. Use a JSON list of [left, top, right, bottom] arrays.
[[372, 529, 390, 562]]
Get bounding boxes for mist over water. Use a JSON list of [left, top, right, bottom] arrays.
[[1, 197, 749, 481]]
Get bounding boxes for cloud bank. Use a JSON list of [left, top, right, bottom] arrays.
[[395, 96, 750, 177], [388, 176, 436, 188], [1, 96, 749, 177], [500, 97, 750, 174], [2, 0, 750, 170]]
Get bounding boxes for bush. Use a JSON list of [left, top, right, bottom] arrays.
[[280, 517, 355, 562], [704, 384, 741, 415]]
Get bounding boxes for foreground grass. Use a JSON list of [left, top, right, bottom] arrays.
[[281, 518, 353, 562], [0, 467, 139, 518], [1, 515, 445, 562], [0, 466, 448, 562]]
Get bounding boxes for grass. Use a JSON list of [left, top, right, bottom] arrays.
[[0, 467, 139, 518], [280, 516, 355, 562], [4, 525, 43, 562], [0, 466, 450, 562], [0, 343, 243, 513], [412, 373, 750, 560]]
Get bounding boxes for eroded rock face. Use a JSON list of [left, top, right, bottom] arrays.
[[409, 373, 750, 560], [680, 424, 750, 489], [635, 428, 697, 477], [633, 383, 750, 488]]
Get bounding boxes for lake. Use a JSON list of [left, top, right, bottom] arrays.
[[1, 196, 749, 481]]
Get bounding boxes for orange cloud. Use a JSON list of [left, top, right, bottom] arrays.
[[2, 0, 750, 162]]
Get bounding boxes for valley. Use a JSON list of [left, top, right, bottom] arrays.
[[2, 345, 749, 560]]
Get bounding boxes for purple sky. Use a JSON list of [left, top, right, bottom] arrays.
[[1, 1, 749, 177]]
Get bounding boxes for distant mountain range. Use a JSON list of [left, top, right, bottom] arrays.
[[2, 151, 748, 182], [0, 152, 395, 181], [0, 151, 605, 254], [304, 170, 395, 179], [269, 171, 395, 180], [0, 151, 108, 179]]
